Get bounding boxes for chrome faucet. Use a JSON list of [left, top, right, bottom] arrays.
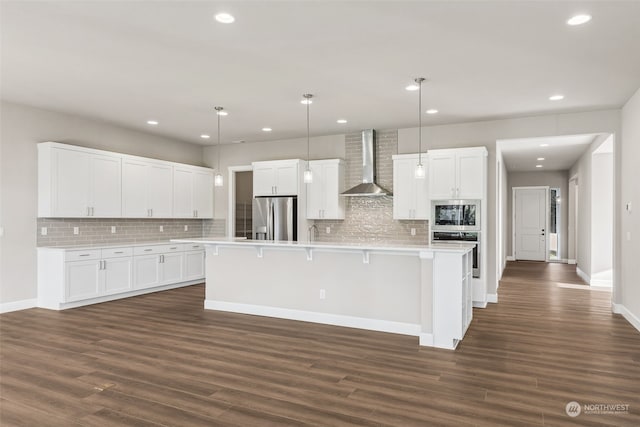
[[308, 224, 319, 243]]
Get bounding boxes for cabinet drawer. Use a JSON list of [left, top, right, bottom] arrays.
[[164, 244, 184, 252], [101, 247, 133, 259], [65, 250, 101, 262], [134, 245, 166, 255], [184, 243, 203, 251]]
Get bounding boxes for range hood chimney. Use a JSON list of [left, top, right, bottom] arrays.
[[341, 129, 392, 197]]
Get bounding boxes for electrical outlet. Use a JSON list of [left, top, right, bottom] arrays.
[[326, 227, 331, 234], [159, 226, 164, 232], [41, 227, 48, 236], [184, 225, 188, 231], [627, 231, 632, 241], [111, 226, 116, 234], [73, 227, 79, 235], [319, 289, 326, 299], [411, 228, 416, 236], [627, 202, 632, 213]]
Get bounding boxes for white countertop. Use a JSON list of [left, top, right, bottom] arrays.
[[171, 237, 474, 254], [37, 238, 224, 251]]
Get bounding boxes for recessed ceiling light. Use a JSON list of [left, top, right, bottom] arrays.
[[262, 127, 272, 132], [549, 94, 565, 101], [216, 110, 228, 116], [426, 109, 439, 114], [146, 120, 158, 125], [567, 14, 591, 26], [540, 144, 549, 147], [536, 164, 543, 168], [537, 157, 545, 161], [300, 99, 313, 105], [200, 134, 210, 139], [337, 119, 347, 124], [405, 84, 419, 91], [215, 13, 235, 24]]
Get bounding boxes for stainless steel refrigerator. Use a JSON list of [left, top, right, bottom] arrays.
[[252, 197, 297, 241]]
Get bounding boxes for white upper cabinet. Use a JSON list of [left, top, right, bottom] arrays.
[[38, 144, 121, 218], [122, 159, 173, 218], [252, 159, 302, 196], [427, 147, 487, 200], [392, 154, 429, 220], [306, 159, 345, 220], [172, 166, 214, 218], [38, 142, 213, 219]]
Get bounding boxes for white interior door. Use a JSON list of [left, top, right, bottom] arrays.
[[514, 187, 547, 261]]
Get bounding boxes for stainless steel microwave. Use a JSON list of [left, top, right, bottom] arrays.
[[431, 200, 480, 231]]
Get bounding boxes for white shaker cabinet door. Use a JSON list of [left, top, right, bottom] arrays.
[[252, 166, 276, 196], [414, 169, 429, 219], [134, 255, 162, 290], [173, 167, 194, 218], [393, 158, 415, 219], [274, 164, 298, 195], [183, 251, 205, 281], [103, 257, 133, 295], [147, 163, 173, 217], [122, 159, 149, 217], [161, 252, 184, 285], [65, 260, 101, 302], [456, 153, 484, 200], [428, 153, 456, 200], [89, 154, 122, 217], [54, 149, 91, 217], [193, 171, 213, 218], [306, 163, 325, 219], [321, 162, 344, 219]]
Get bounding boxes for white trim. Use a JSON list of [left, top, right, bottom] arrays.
[[487, 293, 498, 303], [40, 281, 202, 311], [419, 333, 434, 346], [205, 300, 421, 337], [506, 255, 515, 261], [0, 298, 37, 314], [612, 303, 640, 333], [472, 300, 487, 308], [576, 267, 591, 284], [567, 259, 576, 265], [227, 164, 253, 238]]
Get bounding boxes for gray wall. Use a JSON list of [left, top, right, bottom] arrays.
[[506, 170, 570, 259], [620, 88, 640, 319], [591, 152, 613, 276], [0, 101, 204, 304]]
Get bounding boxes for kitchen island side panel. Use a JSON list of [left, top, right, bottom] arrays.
[[205, 246, 423, 326]]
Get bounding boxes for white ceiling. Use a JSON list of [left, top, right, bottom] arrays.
[[499, 134, 599, 172], [2, 1, 640, 146]]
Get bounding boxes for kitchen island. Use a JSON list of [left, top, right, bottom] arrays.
[[173, 238, 474, 349]]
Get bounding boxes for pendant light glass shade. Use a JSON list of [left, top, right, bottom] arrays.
[[414, 77, 426, 179], [303, 93, 313, 184], [214, 106, 224, 187]]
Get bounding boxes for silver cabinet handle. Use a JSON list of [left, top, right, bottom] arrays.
[[195, 210, 198, 218], [79, 253, 90, 257], [150, 208, 153, 217], [161, 254, 165, 263], [170, 247, 177, 250], [87, 207, 91, 216], [114, 251, 124, 254], [144, 249, 152, 252], [102, 260, 106, 270]]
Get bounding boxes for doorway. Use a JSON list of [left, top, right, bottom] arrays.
[[549, 188, 561, 260], [227, 165, 253, 239], [513, 186, 548, 261]]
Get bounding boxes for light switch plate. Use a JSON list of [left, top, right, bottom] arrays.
[[627, 231, 632, 241], [73, 227, 79, 235], [184, 225, 188, 231], [326, 227, 331, 234], [159, 226, 164, 232], [41, 227, 47, 236], [626, 202, 632, 213], [111, 226, 116, 234], [319, 289, 326, 299], [411, 228, 416, 236]]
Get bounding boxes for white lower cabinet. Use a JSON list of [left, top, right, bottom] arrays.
[[38, 243, 205, 310]]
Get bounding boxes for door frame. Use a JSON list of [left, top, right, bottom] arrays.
[[512, 186, 550, 262], [227, 165, 253, 238]]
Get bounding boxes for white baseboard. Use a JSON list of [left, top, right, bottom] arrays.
[[0, 298, 37, 314], [487, 293, 498, 303], [419, 333, 434, 346], [40, 280, 203, 311], [506, 255, 515, 261], [205, 300, 421, 337], [612, 303, 640, 333], [472, 300, 488, 308], [576, 267, 591, 284], [567, 259, 577, 265]]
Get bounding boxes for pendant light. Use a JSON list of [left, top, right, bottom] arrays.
[[302, 93, 314, 184], [214, 106, 224, 187], [414, 77, 426, 179]]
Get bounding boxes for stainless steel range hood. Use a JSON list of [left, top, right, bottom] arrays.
[[342, 129, 392, 197]]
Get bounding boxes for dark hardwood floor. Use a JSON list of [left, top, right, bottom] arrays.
[[1, 261, 639, 426]]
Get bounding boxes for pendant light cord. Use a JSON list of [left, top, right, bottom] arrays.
[[306, 98, 310, 163], [418, 79, 423, 166], [217, 111, 221, 172]]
